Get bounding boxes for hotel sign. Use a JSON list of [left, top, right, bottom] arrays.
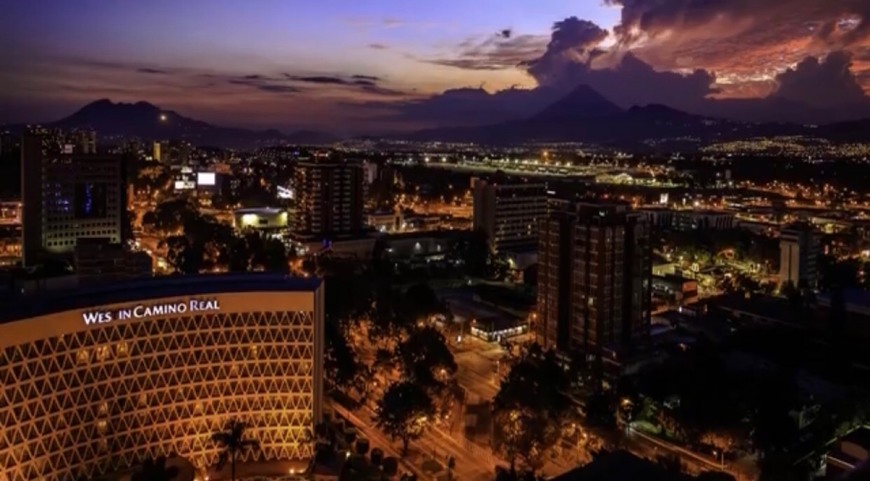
[[82, 298, 220, 325]]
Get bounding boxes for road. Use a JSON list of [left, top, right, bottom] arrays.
[[624, 428, 755, 481], [337, 401, 499, 481], [331, 402, 431, 480], [349, 321, 753, 480]]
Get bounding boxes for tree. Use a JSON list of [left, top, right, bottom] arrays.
[[211, 419, 260, 481], [401, 283, 443, 324], [395, 326, 457, 390], [446, 456, 456, 481], [325, 318, 370, 397], [131, 456, 179, 481], [162, 235, 202, 274], [375, 381, 434, 455], [491, 347, 575, 471], [494, 466, 545, 481], [228, 232, 289, 273], [145, 198, 198, 233]]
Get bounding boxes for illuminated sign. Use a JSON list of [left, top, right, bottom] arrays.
[[82, 298, 220, 325], [197, 172, 216, 186]]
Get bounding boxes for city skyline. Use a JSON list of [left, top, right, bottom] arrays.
[[2, 0, 869, 133]]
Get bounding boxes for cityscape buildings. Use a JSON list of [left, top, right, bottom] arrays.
[[0, 274, 324, 481], [536, 201, 652, 362], [21, 132, 127, 267], [472, 177, 548, 253], [3, 3, 870, 476]]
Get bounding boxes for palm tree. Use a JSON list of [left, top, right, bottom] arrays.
[[131, 456, 180, 481], [211, 419, 260, 481]]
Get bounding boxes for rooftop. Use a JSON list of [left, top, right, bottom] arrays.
[[0, 274, 321, 324], [234, 207, 285, 215]]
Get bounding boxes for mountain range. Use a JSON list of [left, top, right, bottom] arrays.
[[399, 84, 870, 147], [49, 99, 338, 148], [8, 88, 870, 150]]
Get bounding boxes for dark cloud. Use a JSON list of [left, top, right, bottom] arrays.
[[73, 59, 128, 70], [256, 84, 303, 93], [773, 51, 868, 107], [287, 75, 349, 85], [371, 86, 560, 127], [352, 74, 382, 82], [601, 0, 870, 81], [282, 73, 407, 97], [368, 43, 389, 50], [137, 68, 170, 75], [565, 53, 719, 110], [358, 85, 407, 97], [391, 18, 722, 126], [228, 77, 302, 94], [606, 0, 868, 44], [425, 32, 547, 71], [525, 17, 608, 87], [512, 16, 717, 109]]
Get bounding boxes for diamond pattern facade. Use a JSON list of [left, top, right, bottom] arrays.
[[0, 300, 322, 481]]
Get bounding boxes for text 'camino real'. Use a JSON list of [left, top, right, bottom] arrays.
[[81, 299, 221, 325]]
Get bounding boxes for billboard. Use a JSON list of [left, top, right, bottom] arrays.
[[197, 172, 216, 186]]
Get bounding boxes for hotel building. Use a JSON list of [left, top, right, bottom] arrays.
[[0, 274, 324, 481]]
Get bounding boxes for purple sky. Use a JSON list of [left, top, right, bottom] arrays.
[[1, 0, 868, 132]]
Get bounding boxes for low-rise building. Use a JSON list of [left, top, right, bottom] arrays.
[[234, 207, 290, 231], [74, 239, 152, 286]]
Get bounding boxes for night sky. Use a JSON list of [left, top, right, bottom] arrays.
[[1, 0, 868, 132]]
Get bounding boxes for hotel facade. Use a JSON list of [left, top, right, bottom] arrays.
[[0, 274, 324, 481]]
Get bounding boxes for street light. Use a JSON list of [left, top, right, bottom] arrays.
[[712, 449, 724, 467]]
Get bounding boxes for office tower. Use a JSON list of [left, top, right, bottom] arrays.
[[293, 155, 365, 241], [73, 129, 97, 154], [152, 141, 163, 162], [22, 132, 127, 267], [0, 133, 22, 198], [779, 222, 820, 290], [472, 178, 547, 253], [0, 131, 19, 156], [536, 201, 652, 361]]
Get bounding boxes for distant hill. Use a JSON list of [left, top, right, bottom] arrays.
[[400, 84, 870, 148], [530, 84, 623, 122], [49, 99, 338, 148]]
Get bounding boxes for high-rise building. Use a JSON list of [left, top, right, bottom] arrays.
[[293, 155, 365, 241], [779, 222, 820, 290], [22, 132, 127, 267], [536, 201, 652, 362], [152, 140, 163, 162], [472, 178, 547, 253], [0, 131, 20, 156]]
